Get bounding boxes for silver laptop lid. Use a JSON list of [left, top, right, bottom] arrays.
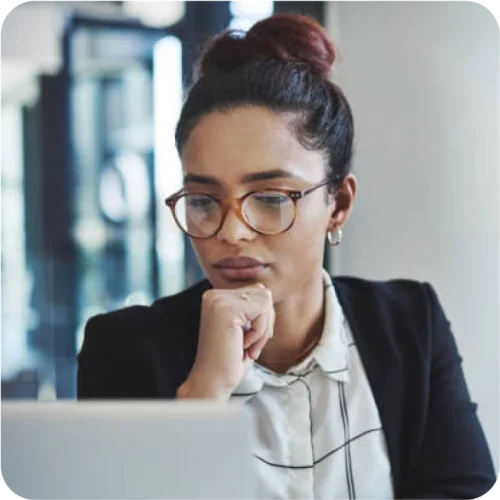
[[2, 401, 257, 499]]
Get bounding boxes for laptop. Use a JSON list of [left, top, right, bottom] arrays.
[[1, 400, 257, 499]]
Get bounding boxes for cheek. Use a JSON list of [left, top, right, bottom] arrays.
[[190, 240, 209, 264], [272, 211, 328, 262], [288, 204, 329, 244]]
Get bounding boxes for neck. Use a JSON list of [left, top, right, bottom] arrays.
[[258, 268, 326, 373]]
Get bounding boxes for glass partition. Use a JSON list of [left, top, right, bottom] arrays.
[[1, 15, 185, 400], [68, 19, 185, 359]]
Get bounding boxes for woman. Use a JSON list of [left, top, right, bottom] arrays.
[[77, 13, 496, 499]]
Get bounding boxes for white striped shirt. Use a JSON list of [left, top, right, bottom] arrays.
[[232, 270, 394, 499]]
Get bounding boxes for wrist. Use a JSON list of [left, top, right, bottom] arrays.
[[176, 375, 232, 401]]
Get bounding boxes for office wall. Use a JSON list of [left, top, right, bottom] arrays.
[[326, 1, 499, 469]]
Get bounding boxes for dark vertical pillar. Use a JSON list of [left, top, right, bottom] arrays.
[[273, 1, 325, 23], [181, 1, 231, 87], [24, 73, 78, 398]]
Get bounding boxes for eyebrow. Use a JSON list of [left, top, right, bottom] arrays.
[[183, 173, 219, 185], [183, 169, 298, 186]]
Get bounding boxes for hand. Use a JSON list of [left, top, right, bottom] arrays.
[[177, 283, 275, 400]]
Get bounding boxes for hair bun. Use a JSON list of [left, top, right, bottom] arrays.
[[197, 13, 336, 79]]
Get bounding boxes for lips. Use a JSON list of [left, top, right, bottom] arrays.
[[215, 256, 265, 269], [214, 256, 268, 280]]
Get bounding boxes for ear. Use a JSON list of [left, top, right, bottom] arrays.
[[326, 174, 357, 232]]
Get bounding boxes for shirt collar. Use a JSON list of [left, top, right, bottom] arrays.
[[232, 269, 350, 398], [314, 269, 350, 383]]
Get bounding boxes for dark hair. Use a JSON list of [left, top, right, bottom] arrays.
[[175, 13, 354, 190]]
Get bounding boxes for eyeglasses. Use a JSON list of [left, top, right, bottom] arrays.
[[164, 178, 336, 239]]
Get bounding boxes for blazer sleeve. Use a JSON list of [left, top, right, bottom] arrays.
[[410, 283, 497, 498], [77, 310, 155, 399]]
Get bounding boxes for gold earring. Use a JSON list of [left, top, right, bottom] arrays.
[[327, 228, 343, 247]]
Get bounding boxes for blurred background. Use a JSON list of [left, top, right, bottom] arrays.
[[1, 1, 498, 468]]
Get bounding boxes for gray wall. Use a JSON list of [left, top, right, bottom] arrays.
[[326, 1, 499, 469]]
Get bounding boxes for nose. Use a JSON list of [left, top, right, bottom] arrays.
[[216, 202, 256, 244]]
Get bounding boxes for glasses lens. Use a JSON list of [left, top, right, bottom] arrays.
[[175, 194, 222, 238], [244, 191, 295, 234]]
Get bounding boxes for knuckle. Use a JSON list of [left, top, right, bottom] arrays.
[[203, 290, 226, 307], [229, 317, 242, 330], [220, 303, 236, 317]]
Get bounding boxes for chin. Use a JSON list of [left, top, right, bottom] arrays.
[[207, 266, 273, 291], [209, 274, 264, 290], [217, 279, 259, 289]]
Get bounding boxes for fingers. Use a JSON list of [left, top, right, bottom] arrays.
[[242, 285, 274, 349], [236, 285, 273, 328], [244, 303, 274, 360], [254, 304, 275, 360], [201, 283, 274, 365], [243, 329, 259, 349], [203, 284, 272, 328], [195, 282, 274, 396], [243, 310, 272, 348], [267, 303, 275, 339], [246, 332, 268, 361], [243, 311, 267, 349]]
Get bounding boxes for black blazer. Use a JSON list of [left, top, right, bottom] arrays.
[[77, 276, 496, 499]]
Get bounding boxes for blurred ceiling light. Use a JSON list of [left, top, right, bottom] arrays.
[[123, 1, 185, 27], [230, 1, 273, 18]]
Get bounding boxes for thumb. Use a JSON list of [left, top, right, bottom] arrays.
[[243, 353, 255, 374]]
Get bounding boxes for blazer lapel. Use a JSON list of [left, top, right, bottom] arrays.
[[333, 277, 405, 497]]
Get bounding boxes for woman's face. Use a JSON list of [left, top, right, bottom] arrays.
[[180, 106, 355, 303]]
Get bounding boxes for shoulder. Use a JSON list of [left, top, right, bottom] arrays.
[[333, 274, 434, 311], [80, 279, 212, 351], [78, 280, 212, 398], [332, 275, 442, 350]]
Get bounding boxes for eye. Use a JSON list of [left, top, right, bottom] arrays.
[[186, 195, 217, 209], [253, 193, 289, 206]]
